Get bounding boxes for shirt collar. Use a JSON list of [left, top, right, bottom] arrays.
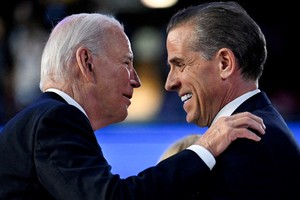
[[211, 89, 260, 125], [45, 88, 88, 118]]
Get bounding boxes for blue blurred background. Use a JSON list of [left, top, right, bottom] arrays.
[[96, 122, 300, 178]]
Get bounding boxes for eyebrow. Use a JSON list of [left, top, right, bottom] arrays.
[[125, 54, 134, 62], [169, 57, 184, 65]]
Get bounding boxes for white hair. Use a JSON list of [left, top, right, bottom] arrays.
[[39, 13, 124, 91]]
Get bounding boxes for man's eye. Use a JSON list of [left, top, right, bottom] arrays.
[[175, 63, 185, 69], [124, 61, 131, 67], [172, 61, 184, 67], [168, 61, 185, 70]]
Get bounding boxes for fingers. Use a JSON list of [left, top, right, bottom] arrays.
[[229, 112, 266, 137], [195, 112, 266, 157], [235, 128, 262, 142]]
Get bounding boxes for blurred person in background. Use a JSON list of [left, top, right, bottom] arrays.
[[158, 134, 201, 162], [164, 1, 300, 199], [0, 12, 266, 199], [8, 0, 47, 111]]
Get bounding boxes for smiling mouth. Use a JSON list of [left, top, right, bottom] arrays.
[[181, 93, 192, 103]]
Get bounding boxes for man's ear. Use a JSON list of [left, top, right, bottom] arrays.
[[217, 48, 236, 79], [76, 47, 95, 82]]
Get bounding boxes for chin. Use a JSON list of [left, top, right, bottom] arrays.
[[119, 111, 128, 122], [186, 114, 198, 125], [186, 115, 193, 124]]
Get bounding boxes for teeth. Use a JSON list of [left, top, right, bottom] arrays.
[[181, 93, 192, 103]]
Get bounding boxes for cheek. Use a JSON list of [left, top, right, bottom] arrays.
[[187, 64, 216, 88], [116, 67, 130, 84], [105, 67, 130, 100], [183, 68, 203, 88], [108, 66, 130, 84], [183, 69, 209, 104]]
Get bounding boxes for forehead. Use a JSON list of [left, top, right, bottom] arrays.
[[166, 24, 195, 60], [167, 23, 194, 42], [167, 24, 194, 54], [105, 26, 133, 57]]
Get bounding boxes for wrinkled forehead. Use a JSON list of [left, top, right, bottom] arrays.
[[104, 26, 133, 57], [167, 24, 194, 50]]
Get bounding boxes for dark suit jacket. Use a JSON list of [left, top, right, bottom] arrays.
[[193, 91, 300, 200], [0, 92, 210, 200]]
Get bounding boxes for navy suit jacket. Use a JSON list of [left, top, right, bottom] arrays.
[[0, 92, 210, 200], [194, 91, 300, 200]]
